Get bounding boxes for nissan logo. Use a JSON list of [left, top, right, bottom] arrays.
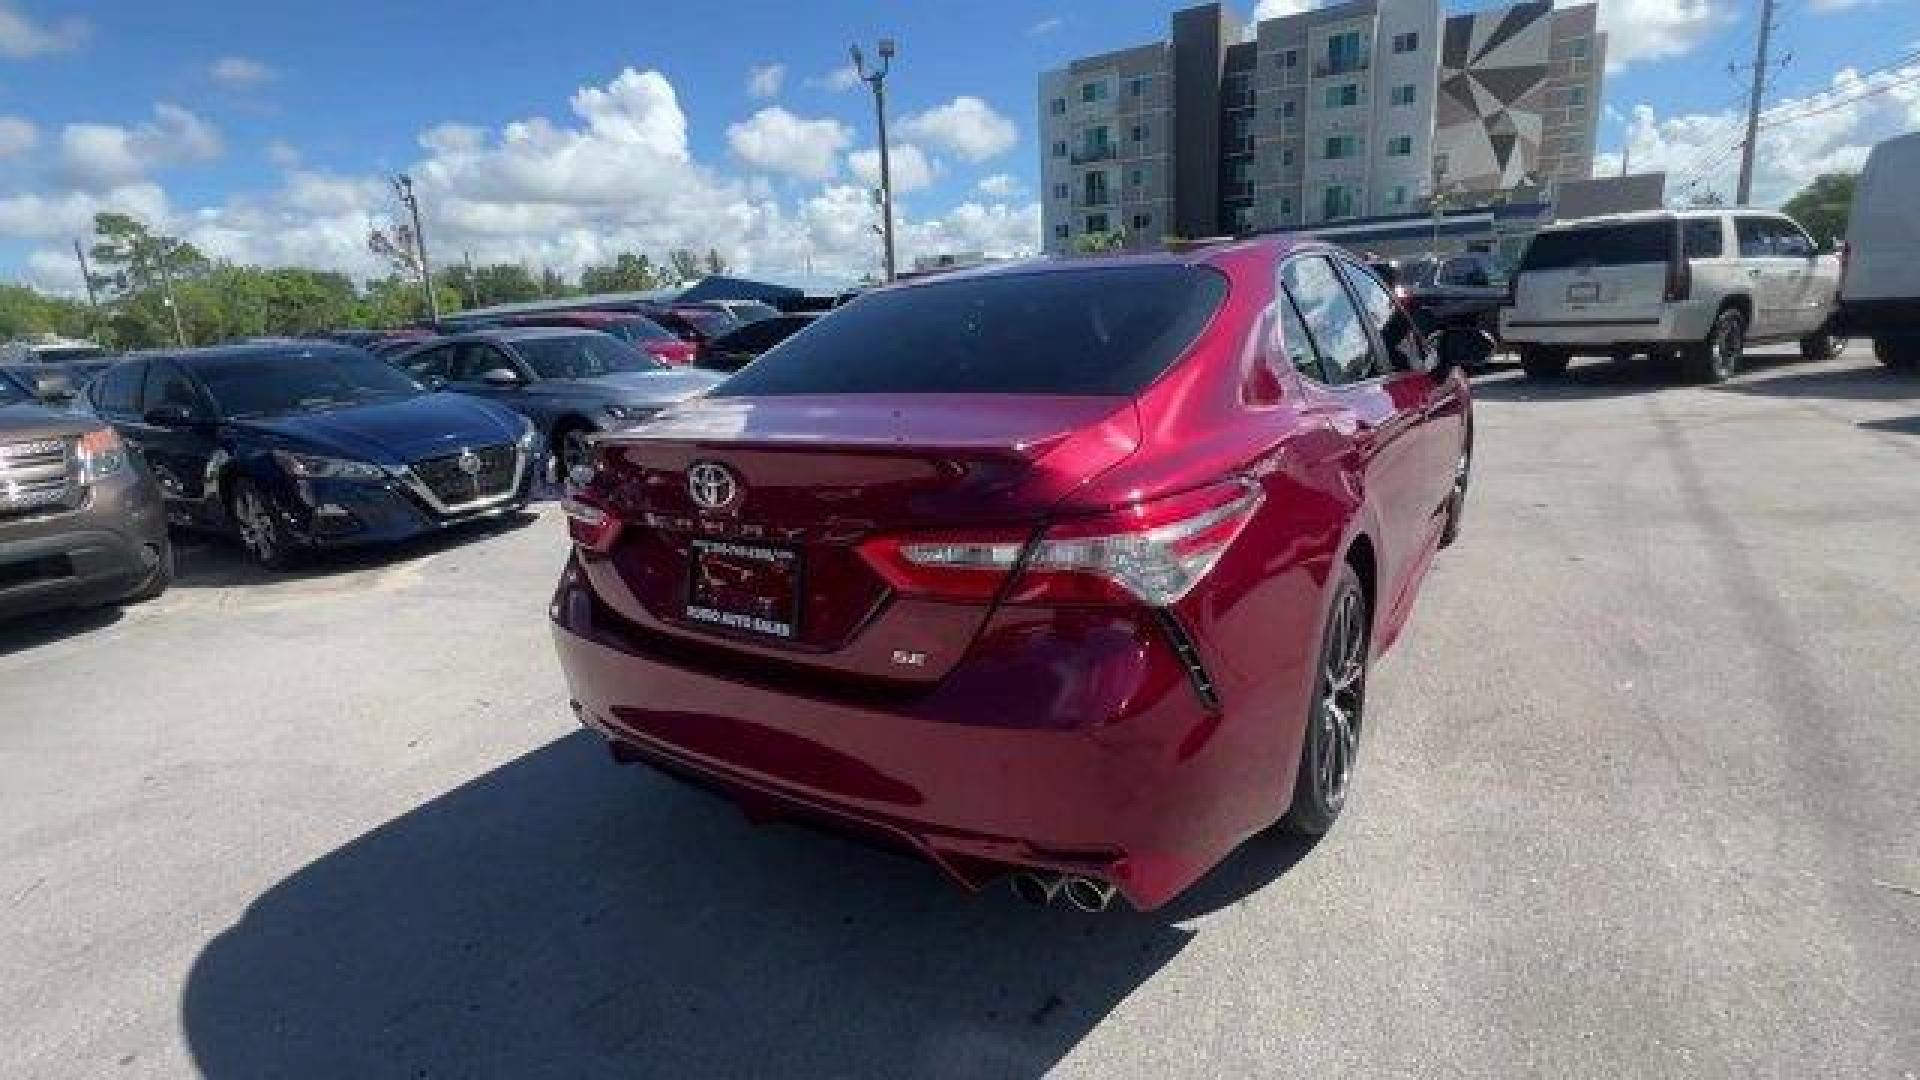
[[687, 462, 740, 511]]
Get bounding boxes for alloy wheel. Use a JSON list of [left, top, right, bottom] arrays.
[[1315, 587, 1367, 812], [1713, 316, 1745, 380], [235, 486, 278, 565]]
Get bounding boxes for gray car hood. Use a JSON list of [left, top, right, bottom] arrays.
[[535, 369, 724, 405]]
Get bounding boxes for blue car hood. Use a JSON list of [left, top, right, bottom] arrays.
[[235, 394, 522, 465]]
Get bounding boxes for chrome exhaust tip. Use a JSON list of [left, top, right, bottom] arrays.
[[1061, 876, 1117, 913], [1009, 871, 1063, 905]]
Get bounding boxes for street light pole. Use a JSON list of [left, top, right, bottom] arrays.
[[393, 174, 440, 321], [851, 39, 898, 282], [153, 238, 186, 348]]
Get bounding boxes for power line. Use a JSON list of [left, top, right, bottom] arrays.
[[1759, 58, 1920, 128]]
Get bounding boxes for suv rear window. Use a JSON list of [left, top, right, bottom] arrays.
[[712, 265, 1228, 397], [1521, 221, 1674, 271]]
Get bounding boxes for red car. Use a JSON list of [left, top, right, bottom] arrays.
[[497, 310, 697, 366], [552, 237, 1473, 912]]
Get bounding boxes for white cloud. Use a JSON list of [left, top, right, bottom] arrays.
[[0, 115, 37, 158], [1598, 61, 1920, 206], [899, 96, 1018, 163], [1575, 0, 1727, 72], [7, 67, 1042, 294], [726, 107, 853, 179], [1808, 0, 1885, 9], [0, 1, 88, 57], [1251, 0, 1320, 19], [1027, 17, 1063, 36], [57, 103, 224, 190], [745, 63, 786, 99], [209, 55, 275, 88], [265, 139, 301, 167], [808, 63, 862, 92], [848, 143, 936, 193], [976, 173, 1022, 197]]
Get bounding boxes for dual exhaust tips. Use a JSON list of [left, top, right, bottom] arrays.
[[1010, 871, 1117, 913]]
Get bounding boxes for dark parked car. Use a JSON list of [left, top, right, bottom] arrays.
[[495, 310, 698, 366], [694, 313, 818, 373], [2, 370, 172, 619], [703, 299, 781, 324], [1368, 253, 1508, 347], [393, 328, 721, 479], [3, 359, 113, 402], [87, 342, 540, 570], [553, 237, 1474, 912], [635, 303, 737, 345]]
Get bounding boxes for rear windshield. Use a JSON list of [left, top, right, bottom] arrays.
[[712, 265, 1228, 397], [1521, 221, 1674, 271]]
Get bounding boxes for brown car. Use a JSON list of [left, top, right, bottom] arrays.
[[0, 371, 172, 620]]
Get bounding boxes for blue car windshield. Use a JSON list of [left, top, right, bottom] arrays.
[[516, 334, 663, 378], [192, 351, 423, 418]]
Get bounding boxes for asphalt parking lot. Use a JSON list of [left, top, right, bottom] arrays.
[[2, 343, 1916, 1079]]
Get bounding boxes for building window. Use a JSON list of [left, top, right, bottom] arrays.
[[1569, 85, 1588, 107], [1131, 212, 1152, 231], [1322, 185, 1355, 220], [1128, 76, 1150, 97], [1051, 140, 1066, 158], [1282, 145, 1296, 166], [1130, 123, 1148, 143], [1080, 80, 1108, 103], [1279, 195, 1294, 217], [1083, 170, 1110, 206], [1053, 222, 1069, 240], [1050, 98, 1066, 116], [1281, 99, 1297, 119], [1390, 84, 1415, 106], [1052, 182, 1069, 200], [1130, 167, 1144, 186], [1325, 83, 1359, 109], [1086, 213, 1109, 233], [1387, 135, 1413, 156], [1388, 185, 1407, 207], [1323, 135, 1359, 160], [1324, 31, 1366, 76], [1282, 49, 1299, 69], [1392, 31, 1419, 54], [1569, 37, 1590, 59]]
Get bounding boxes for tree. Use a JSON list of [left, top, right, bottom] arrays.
[[1781, 172, 1857, 249], [437, 263, 544, 309], [0, 285, 93, 340], [704, 247, 729, 275], [1073, 230, 1128, 254], [88, 213, 208, 297], [580, 251, 664, 294], [667, 248, 703, 282], [367, 222, 423, 282]]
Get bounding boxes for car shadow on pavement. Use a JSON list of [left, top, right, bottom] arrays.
[[1714, 364, 1918, 403], [0, 604, 123, 656], [1859, 414, 1920, 437], [169, 510, 544, 590], [1470, 350, 1812, 403], [181, 732, 1310, 1078]]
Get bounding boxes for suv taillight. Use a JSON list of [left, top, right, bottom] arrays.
[[857, 480, 1264, 608]]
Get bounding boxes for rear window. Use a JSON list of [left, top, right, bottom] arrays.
[[1521, 221, 1674, 271], [712, 265, 1228, 397]]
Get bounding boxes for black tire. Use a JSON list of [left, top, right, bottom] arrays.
[[1683, 306, 1747, 383], [229, 477, 299, 571], [1799, 330, 1841, 362], [1517, 346, 1570, 379], [1438, 434, 1471, 549], [1284, 563, 1370, 837], [1874, 335, 1919, 371], [123, 537, 174, 603]]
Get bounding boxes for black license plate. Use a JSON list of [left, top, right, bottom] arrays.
[[685, 538, 800, 639]]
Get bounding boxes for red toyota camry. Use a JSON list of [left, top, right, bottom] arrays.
[[551, 236, 1473, 911]]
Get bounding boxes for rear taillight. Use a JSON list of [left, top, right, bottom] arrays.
[[856, 480, 1264, 608], [563, 494, 622, 553], [1665, 255, 1691, 303]]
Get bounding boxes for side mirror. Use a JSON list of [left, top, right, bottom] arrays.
[[480, 368, 524, 387], [31, 374, 73, 402], [1428, 326, 1495, 378], [142, 404, 198, 427]]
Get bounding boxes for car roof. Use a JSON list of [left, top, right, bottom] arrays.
[[876, 234, 1304, 294], [1543, 207, 1787, 232], [136, 341, 371, 368], [447, 325, 611, 344]]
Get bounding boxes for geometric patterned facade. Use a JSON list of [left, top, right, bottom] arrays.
[[1433, 1, 1603, 195]]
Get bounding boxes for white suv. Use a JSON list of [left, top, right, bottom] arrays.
[[1501, 210, 1841, 382]]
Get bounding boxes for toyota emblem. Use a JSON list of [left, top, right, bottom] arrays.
[[687, 461, 739, 511], [456, 450, 483, 476]]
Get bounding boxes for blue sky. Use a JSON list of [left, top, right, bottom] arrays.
[[2, 0, 1917, 290]]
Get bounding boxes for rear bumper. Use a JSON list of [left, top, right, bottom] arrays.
[[0, 477, 169, 620], [1835, 296, 1920, 336], [548, 559, 1260, 910], [1501, 303, 1712, 347]]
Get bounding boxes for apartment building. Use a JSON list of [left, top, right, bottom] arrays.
[[1039, 0, 1605, 252]]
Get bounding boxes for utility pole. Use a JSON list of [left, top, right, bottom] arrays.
[[72, 238, 100, 316], [153, 238, 186, 348], [851, 38, 898, 282], [393, 173, 440, 321], [1735, 0, 1777, 206], [463, 250, 481, 307], [1620, 143, 1631, 177]]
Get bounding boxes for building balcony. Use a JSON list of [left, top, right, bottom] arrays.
[[1224, 135, 1254, 156], [1073, 191, 1112, 208], [1313, 55, 1370, 78], [1070, 144, 1117, 165]]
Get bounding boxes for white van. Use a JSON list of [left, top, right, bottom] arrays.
[[1838, 132, 1920, 370], [1501, 209, 1840, 382]]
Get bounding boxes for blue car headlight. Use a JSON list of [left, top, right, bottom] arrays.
[[272, 449, 384, 480], [517, 414, 540, 447]]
